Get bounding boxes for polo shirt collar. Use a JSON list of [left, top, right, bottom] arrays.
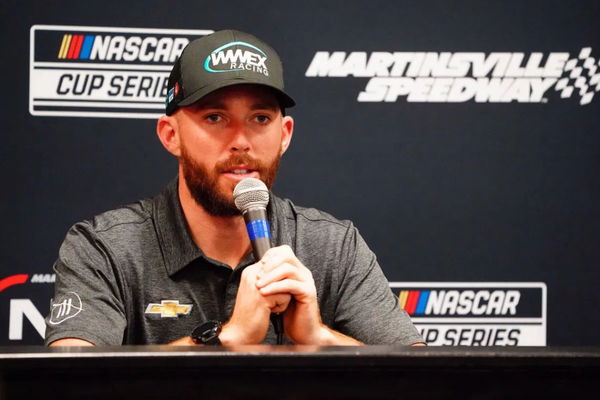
[[154, 176, 284, 276]]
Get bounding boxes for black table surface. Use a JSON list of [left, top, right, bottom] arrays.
[[1, 345, 599, 363], [1, 346, 599, 399]]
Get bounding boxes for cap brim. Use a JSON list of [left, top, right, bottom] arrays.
[[178, 79, 295, 110]]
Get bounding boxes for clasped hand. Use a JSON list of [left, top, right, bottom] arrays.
[[220, 245, 324, 345]]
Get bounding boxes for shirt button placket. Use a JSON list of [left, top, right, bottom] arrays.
[[223, 269, 241, 320]]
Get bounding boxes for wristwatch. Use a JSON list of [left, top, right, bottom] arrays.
[[191, 320, 222, 345]]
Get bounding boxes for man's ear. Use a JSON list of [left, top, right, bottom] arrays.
[[156, 115, 181, 157], [280, 115, 294, 155]]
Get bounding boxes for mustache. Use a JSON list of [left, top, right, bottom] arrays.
[[217, 154, 265, 172]]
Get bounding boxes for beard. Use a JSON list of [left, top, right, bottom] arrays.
[[180, 146, 281, 217]]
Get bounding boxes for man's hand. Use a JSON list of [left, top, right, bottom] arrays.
[[255, 245, 358, 345], [219, 263, 291, 345], [49, 338, 95, 347]]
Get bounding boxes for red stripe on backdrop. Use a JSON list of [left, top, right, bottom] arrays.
[[67, 35, 81, 59], [74, 35, 84, 58], [0, 274, 29, 292], [66, 35, 75, 59], [405, 290, 421, 315], [73, 34, 84, 58]]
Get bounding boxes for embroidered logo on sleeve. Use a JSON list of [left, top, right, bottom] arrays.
[[48, 292, 83, 325], [145, 300, 192, 318]]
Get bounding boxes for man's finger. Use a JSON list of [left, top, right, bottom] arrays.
[[260, 254, 301, 276], [260, 246, 298, 272], [256, 263, 301, 289], [259, 279, 305, 297], [268, 293, 291, 313]]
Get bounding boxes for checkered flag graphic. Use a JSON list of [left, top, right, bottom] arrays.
[[555, 47, 600, 105]]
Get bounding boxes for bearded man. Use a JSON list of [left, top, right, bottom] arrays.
[[45, 30, 423, 347]]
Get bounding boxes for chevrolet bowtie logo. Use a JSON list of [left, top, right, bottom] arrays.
[[145, 300, 193, 318]]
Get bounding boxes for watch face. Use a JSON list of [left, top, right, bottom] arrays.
[[193, 321, 222, 345], [201, 326, 217, 341]]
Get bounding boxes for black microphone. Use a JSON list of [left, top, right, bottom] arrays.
[[233, 178, 283, 344]]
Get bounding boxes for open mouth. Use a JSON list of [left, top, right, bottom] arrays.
[[228, 169, 254, 175], [221, 166, 260, 179]]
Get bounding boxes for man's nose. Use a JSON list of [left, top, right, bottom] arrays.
[[229, 124, 251, 152]]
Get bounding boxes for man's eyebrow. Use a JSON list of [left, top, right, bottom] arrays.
[[193, 102, 278, 111]]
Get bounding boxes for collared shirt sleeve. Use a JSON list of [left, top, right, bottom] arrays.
[[333, 224, 423, 345], [44, 221, 127, 346]]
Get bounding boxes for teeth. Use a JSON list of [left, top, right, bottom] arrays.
[[232, 169, 249, 174]]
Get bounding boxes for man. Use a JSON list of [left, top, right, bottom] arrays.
[[45, 30, 423, 346]]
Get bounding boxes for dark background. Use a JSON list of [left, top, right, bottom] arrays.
[[0, 0, 598, 345]]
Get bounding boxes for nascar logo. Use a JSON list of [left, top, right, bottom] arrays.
[[57, 34, 94, 60], [29, 25, 213, 119], [391, 282, 547, 346], [398, 289, 520, 316], [56, 33, 188, 62]]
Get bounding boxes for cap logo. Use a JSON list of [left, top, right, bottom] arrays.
[[203, 41, 269, 76]]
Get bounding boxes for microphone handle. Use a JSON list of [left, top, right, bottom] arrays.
[[243, 207, 272, 260], [242, 207, 283, 344]]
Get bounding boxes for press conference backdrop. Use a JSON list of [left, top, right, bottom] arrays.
[[0, 0, 598, 346]]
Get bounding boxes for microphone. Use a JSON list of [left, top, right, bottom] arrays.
[[233, 177, 272, 259], [233, 178, 283, 344]]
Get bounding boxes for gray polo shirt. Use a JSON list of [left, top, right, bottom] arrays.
[[44, 178, 422, 345]]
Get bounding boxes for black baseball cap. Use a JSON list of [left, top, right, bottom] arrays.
[[165, 30, 295, 115]]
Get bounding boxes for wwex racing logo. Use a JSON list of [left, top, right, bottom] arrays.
[[306, 48, 599, 105]]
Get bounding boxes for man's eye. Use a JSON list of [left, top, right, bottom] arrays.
[[205, 114, 221, 123], [255, 115, 270, 124]]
